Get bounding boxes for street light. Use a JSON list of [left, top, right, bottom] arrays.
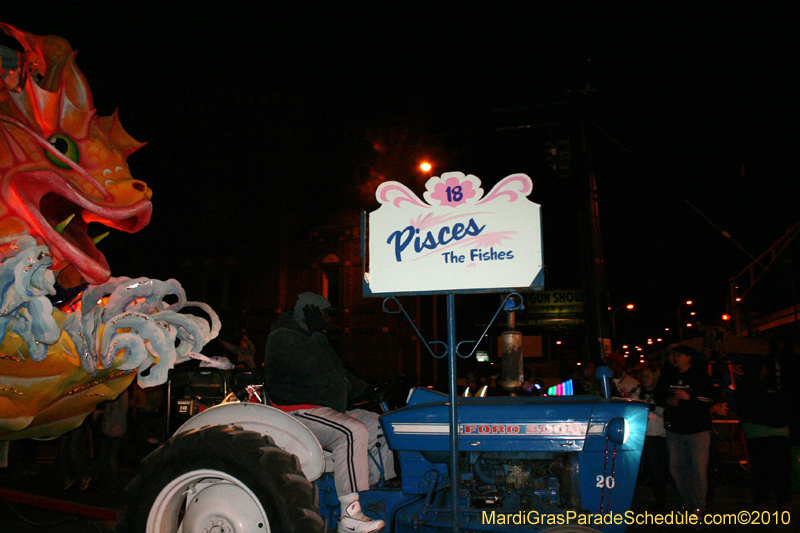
[[417, 162, 433, 188], [610, 303, 635, 350], [678, 300, 693, 339]]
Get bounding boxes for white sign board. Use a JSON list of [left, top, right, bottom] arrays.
[[365, 172, 543, 295]]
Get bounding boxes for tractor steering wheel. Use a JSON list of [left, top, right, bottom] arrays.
[[350, 376, 410, 413]]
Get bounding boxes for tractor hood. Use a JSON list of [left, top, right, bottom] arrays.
[[381, 388, 648, 454]]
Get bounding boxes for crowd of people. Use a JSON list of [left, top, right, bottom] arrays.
[[470, 341, 798, 516], [600, 342, 797, 516]]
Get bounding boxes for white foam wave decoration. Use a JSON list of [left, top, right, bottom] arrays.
[[0, 240, 220, 386], [63, 277, 221, 387], [0, 237, 58, 361]]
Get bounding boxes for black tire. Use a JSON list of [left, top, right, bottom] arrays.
[[117, 425, 324, 533]]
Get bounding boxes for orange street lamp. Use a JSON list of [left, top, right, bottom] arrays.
[[611, 303, 635, 350], [678, 300, 695, 340]]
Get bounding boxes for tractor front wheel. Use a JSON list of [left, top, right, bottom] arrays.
[[117, 425, 324, 533]]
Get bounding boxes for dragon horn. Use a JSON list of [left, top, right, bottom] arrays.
[[0, 22, 48, 78], [98, 109, 146, 158]]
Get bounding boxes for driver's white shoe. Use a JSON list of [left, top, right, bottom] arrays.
[[337, 500, 385, 533]]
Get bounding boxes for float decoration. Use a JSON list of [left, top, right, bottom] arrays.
[[0, 23, 218, 440]]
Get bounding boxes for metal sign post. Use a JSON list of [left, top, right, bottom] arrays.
[[364, 172, 543, 532], [445, 292, 459, 532], [379, 291, 523, 532]]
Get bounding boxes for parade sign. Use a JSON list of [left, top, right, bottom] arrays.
[[364, 172, 544, 295]]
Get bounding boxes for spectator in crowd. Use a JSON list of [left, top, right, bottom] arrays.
[[735, 340, 793, 511], [60, 417, 91, 491], [606, 352, 641, 398], [463, 371, 488, 397], [96, 388, 129, 490], [768, 334, 799, 446], [574, 360, 602, 396], [655, 345, 716, 515], [218, 330, 256, 369], [635, 365, 669, 509]]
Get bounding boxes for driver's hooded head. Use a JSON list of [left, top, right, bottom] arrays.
[[293, 292, 332, 331]]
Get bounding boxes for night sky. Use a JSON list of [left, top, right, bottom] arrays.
[[3, 2, 799, 348]]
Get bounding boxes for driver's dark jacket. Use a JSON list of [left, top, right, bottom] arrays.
[[264, 312, 369, 413]]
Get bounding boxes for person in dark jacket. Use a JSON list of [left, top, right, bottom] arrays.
[[265, 292, 395, 533], [735, 344, 793, 511], [655, 345, 716, 514]]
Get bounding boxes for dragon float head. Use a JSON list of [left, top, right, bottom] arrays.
[[0, 25, 219, 441], [0, 23, 152, 284]]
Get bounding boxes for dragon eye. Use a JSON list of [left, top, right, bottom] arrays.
[[46, 134, 80, 169]]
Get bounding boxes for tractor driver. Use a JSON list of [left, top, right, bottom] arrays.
[[264, 292, 395, 533]]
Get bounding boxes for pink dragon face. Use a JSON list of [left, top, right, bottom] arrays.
[[0, 23, 157, 440], [0, 22, 152, 284]]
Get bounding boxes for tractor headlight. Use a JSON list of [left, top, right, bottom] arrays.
[[606, 417, 629, 445]]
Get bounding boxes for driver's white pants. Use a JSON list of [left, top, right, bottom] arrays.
[[293, 407, 396, 496]]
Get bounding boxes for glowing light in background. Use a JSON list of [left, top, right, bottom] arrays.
[[547, 379, 574, 396]]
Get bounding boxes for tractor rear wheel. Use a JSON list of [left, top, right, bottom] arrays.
[[117, 425, 324, 533]]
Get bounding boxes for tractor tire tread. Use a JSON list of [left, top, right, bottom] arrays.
[[117, 424, 324, 533]]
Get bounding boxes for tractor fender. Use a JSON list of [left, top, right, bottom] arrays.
[[174, 402, 326, 481]]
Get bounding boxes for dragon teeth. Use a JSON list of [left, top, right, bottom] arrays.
[[53, 214, 110, 245], [54, 214, 76, 233]]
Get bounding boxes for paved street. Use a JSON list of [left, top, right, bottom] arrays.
[[627, 463, 799, 532], [0, 440, 796, 532]]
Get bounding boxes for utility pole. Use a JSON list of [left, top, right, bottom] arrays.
[[490, 92, 610, 361], [573, 91, 610, 361]]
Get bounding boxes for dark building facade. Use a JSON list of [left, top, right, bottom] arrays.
[[177, 210, 444, 385]]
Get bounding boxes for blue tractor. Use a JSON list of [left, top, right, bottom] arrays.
[[117, 365, 647, 533], [115, 173, 648, 532], [319, 380, 648, 532]]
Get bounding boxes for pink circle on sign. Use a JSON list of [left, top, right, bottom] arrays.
[[430, 176, 477, 206]]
